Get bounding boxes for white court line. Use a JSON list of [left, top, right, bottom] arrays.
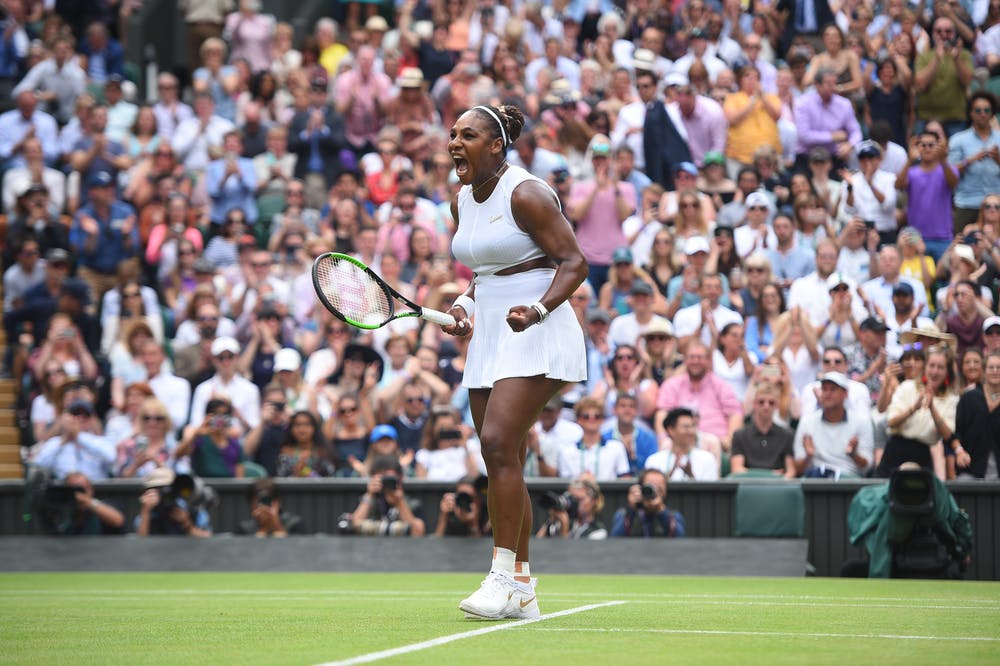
[[532, 627, 1000, 642], [313, 601, 627, 666]]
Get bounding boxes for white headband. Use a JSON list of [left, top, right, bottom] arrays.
[[473, 105, 508, 148]]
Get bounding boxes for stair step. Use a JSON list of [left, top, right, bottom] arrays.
[[0, 462, 24, 478], [0, 409, 16, 427], [0, 447, 21, 463], [0, 426, 21, 444]]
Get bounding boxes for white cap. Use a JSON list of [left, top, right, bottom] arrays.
[[210, 336, 240, 357], [825, 272, 852, 290], [953, 244, 976, 266], [632, 48, 657, 71], [819, 371, 851, 391], [745, 191, 771, 209], [983, 316, 1000, 332], [684, 236, 710, 255], [273, 347, 302, 372], [663, 71, 689, 87]]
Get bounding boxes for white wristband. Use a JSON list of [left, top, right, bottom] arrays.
[[530, 301, 550, 323], [453, 294, 475, 318]]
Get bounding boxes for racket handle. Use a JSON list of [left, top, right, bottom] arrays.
[[421, 308, 457, 327]]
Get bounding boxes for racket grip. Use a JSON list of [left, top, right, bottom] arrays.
[[421, 308, 457, 327]]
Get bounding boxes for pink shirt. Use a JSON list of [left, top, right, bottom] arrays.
[[333, 69, 393, 148], [224, 12, 275, 73], [655, 372, 743, 440], [568, 180, 635, 265]]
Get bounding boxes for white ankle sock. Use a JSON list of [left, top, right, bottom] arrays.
[[514, 561, 531, 583], [491, 547, 516, 575]]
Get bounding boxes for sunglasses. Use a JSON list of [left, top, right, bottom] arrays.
[[198, 316, 219, 322], [747, 266, 767, 273], [405, 396, 425, 404], [985, 328, 1000, 336], [972, 107, 993, 115], [69, 407, 93, 417], [918, 142, 937, 148], [142, 414, 167, 422], [179, 249, 195, 256], [339, 406, 358, 415], [830, 284, 849, 292], [748, 205, 768, 211], [216, 353, 236, 360], [578, 413, 604, 420], [983, 203, 1000, 211], [614, 354, 637, 361], [681, 202, 699, 209], [822, 357, 845, 364], [755, 399, 776, 406], [645, 334, 670, 341], [123, 291, 141, 297]]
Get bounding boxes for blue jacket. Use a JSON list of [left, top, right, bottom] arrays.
[[69, 200, 139, 273]]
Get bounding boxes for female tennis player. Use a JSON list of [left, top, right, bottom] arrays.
[[446, 104, 588, 620]]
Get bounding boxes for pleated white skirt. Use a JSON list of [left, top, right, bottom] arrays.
[[462, 269, 587, 389]]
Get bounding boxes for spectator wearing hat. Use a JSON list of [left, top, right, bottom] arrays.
[[136, 466, 212, 537], [608, 279, 671, 348], [568, 134, 637, 292], [171, 92, 236, 174], [2, 137, 66, 213], [289, 74, 349, 208], [792, 68, 862, 172], [666, 236, 733, 313], [6, 180, 67, 266], [32, 397, 114, 481], [0, 89, 59, 171], [733, 191, 778, 258], [984, 317, 1000, 355], [10, 35, 87, 127], [205, 130, 258, 227], [385, 68, 439, 155], [4, 248, 74, 348], [793, 371, 874, 478], [846, 316, 890, 403], [641, 70, 694, 192], [660, 160, 717, 229], [597, 247, 641, 318], [667, 72, 727, 168], [583, 307, 614, 394], [799, 346, 872, 418], [697, 152, 736, 211], [842, 141, 898, 243], [860, 245, 929, 321], [884, 281, 935, 360], [189, 336, 262, 435], [69, 170, 139, 308], [789, 240, 856, 328]]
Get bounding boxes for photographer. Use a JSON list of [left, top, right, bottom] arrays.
[[350, 456, 425, 537], [135, 467, 212, 537], [433, 476, 482, 537], [536, 477, 609, 540], [175, 397, 246, 478], [243, 385, 291, 476], [31, 398, 114, 481], [237, 479, 305, 537], [38, 471, 125, 535], [610, 469, 686, 537]]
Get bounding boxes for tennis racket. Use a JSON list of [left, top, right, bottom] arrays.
[[311, 252, 457, 330]]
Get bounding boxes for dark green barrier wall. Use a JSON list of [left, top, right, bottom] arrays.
[[1, 479, 996, 580]]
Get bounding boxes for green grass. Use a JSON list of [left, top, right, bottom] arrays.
[[1, 573, 998, 665]]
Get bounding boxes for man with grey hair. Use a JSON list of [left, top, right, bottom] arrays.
[[792, 67, 862, 171], [152, 72, 193, 142]]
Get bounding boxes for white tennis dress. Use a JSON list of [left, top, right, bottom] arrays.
[[452, 164, 587, 389]]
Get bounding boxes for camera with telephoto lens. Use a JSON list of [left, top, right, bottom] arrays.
[[641, 484, 659, 501], [454, 491, 474, 512], [157, 474, 217, 513], [539, 490, 578, 520], [208, 415, 231, 430], [256, 493, 273, 507], [381, 475, 399, 493]]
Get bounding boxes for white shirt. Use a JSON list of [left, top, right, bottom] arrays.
[[171, 114, 235, 172], [787, 272, 869, 327], [415, 444, 472, 482], [610, 100, 647, 170], [734, 223, 778, 258], [153, 101, 195, 142], [557, 439, 630, 481], [841, 170, 898, 232], [2, 165, 66, 212], [148, 371, 192, 431], [644, 447, 720, 481], [799, 378, 872, 417], [782, 344, 822, 395], [622, 216, 665, 267], [712, 348, 756, 397], [3, 260, 45, 311], [860, 275, 929, 319], [190, 373, 261, 431], [673, 302, 743, 346], [534, 418, 584, 471]]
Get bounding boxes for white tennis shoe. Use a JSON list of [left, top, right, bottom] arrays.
[[459, 571, 539, 620]]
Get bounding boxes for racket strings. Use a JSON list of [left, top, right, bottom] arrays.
[[315, 257, 393, 326]]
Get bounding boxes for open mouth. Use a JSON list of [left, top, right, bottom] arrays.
[[452, 156, 469, 179]]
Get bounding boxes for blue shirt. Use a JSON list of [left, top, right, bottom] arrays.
[[602, 422, 659, 474], [205, 156, 258, 225], [69, 200, 140, 274], [948, 127, 1000, 209], [766, 246, 816, 284], [0, 108, 59, 167], [32, 432, 116, 480]]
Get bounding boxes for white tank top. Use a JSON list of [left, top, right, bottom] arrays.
[[451, 164, 558, 275]]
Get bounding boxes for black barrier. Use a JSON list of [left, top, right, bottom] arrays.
[[1, 479, 997, 580]]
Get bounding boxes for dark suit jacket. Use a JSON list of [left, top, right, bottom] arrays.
[[288, 107, 348, 185], [79, 38, 125, 80], [775, 0, 836, 55], [642, 101, 692, 192]]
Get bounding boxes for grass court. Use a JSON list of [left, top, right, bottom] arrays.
[[2, 572, 998, 665]]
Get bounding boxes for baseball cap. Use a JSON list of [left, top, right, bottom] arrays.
[[689, 27, 706, 39], [684, 236, 710, 255], [396, 68, 424, 88], [60, 280, 90, 303], [87, 170, 114, 188], [612, 247, 633, 264], [809, 146, 832, 163], [589, 133, 612, 157], [370, 424, 399, 443], [983, 316, 1000, 333], [676, 161, 699, 177], [952, 244, 976, 267], [631, 48, 656, 71], [365, 15, 389, 31], [630, 280, 654, 296], [892, 282, 915, 297], [46, 247, 71, 264], [819, 371, 850, 390], [66, 398, 95, 417], [703, 151, 725, 166], [663, 71, 689, 88], [18, 182, 47, 198], [825, 272, 851, 290], [210, 336, 240, 356], [310, 76, 328, 90], [273, 348, 301, 372], [860, 316, 889, 333], [586, 308, 611, 324], [193, 257, 215, 274], [745, 191, 770, 209], [856, 140, 882, 159]]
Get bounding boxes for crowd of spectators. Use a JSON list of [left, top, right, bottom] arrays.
[[3, 0, 1000, 538]]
